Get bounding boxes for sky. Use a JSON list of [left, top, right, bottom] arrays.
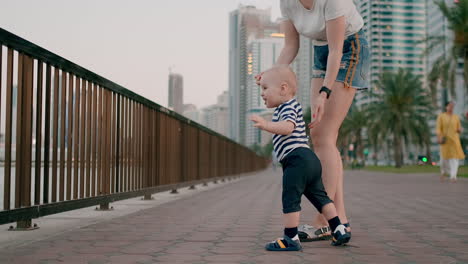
[[0, 0, 281, 110]]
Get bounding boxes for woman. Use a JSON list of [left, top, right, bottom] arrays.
[[257, 0, 369, 241], [436, 101, 465, 183]]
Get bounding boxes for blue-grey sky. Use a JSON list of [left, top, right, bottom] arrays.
[[0, 0, 280, 109]]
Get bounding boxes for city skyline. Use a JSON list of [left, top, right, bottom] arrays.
[[0, 0, 281, 110]]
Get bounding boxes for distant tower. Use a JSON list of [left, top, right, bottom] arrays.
[[245, 36, 284, 147], [168, 72, 184, 113], [229, 5, 278, 144]]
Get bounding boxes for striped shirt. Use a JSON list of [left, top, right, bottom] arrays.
[[272, 98, 310, 161]]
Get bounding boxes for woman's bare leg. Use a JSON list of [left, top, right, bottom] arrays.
[[309, 78, 355, 230]]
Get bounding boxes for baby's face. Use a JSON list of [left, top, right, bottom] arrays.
[[259, 72, 283, 108]]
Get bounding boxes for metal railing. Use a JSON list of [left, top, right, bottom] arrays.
[[0, 28, 268, 229]]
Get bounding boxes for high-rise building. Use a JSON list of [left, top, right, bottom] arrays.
[[182, 104, 201, 123], [229, 5, 278, 144], [216, 91, 228, 108], [426, 0, 466, 111], [201, 91, 229, 136], [245, 36, 283, 147], [168, 73, 184, 113], [229, 5, 314, 146], [244, 35, 312, 147], [292, 35, 314, 112], [355, 0, 427, 86]]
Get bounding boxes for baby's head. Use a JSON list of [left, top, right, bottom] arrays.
[[259, 65, 297, 108]]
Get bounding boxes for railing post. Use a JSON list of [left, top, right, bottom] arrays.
[[142, 107, 153, 201], [96, 90, 113, 211], [34, 62, 43, 205], [96, 202, 113, 211], [116, 94, 121, 192], [10, 54, 38, 230], [143, 194, 153, 200], [4, 48, 14, 212]]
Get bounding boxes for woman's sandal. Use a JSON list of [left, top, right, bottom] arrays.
[[298, 225, 332, 242]]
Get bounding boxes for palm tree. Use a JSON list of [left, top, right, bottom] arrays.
[[338, 104, 368, 165], [367, 69, 433, 168], [425, 0, 468, 102]]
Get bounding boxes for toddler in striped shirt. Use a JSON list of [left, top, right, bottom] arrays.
[[250, 66, 350, 251]]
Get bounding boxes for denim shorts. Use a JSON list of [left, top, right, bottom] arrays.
[[312, 30, 370, 90]]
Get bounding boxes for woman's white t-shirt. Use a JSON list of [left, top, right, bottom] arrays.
[[280, 0, 364, 45]]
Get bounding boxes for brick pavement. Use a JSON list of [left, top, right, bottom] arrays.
[[0, 168, 467, 264]]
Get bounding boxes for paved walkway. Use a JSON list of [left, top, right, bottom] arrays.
[[1, 168, 467, 264]]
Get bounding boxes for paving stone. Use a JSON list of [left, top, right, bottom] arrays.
[[0, 169, 467, 263]]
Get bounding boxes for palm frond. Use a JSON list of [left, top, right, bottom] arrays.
[[420, 35, 446, 57], [425, 0, 468, 98], [366, 69, 434, 167]]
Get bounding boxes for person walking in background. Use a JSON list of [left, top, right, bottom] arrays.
[[436, 101, 465, 183]]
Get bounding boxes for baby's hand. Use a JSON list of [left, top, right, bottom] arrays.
[[250, 114, 267, 130]]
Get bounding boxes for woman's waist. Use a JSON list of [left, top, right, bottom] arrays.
[[345, 28, 366, 41], [313, 28, 366, 46]]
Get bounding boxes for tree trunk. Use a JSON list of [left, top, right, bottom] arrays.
[[393, 134, 403, 168], [356, 129, 364, 166], [424, 135, 433, 164], [464, 55, 468, 92], [373, 144, 378, 166], [339, 135, 350, 166]]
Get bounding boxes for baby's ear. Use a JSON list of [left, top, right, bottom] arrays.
[[280, 82, 286, 89], [280, 82, 289, 93]]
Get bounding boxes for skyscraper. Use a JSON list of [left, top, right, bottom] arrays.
[[168, 73, 184, 113], [229, 5, 314, 146], [245, 36, 284, 147], [201, 91, 229, 136], [355, 0, 427, 86], [426, 0, 465, 112], [182, 104, 201, 123], [292, 35, 314, 112], [229, 5, 278, 144], [244, 34, 313, 147]]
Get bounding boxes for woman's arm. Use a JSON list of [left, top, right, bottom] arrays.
[[456, 115, 462, 133], [256, 20, 299, 84], [308, 16, 345, 128], [322, 16, 345, 89], [275, 20, 300, 66]]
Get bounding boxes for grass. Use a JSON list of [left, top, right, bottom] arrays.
[[360, 165, 468, 178]]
